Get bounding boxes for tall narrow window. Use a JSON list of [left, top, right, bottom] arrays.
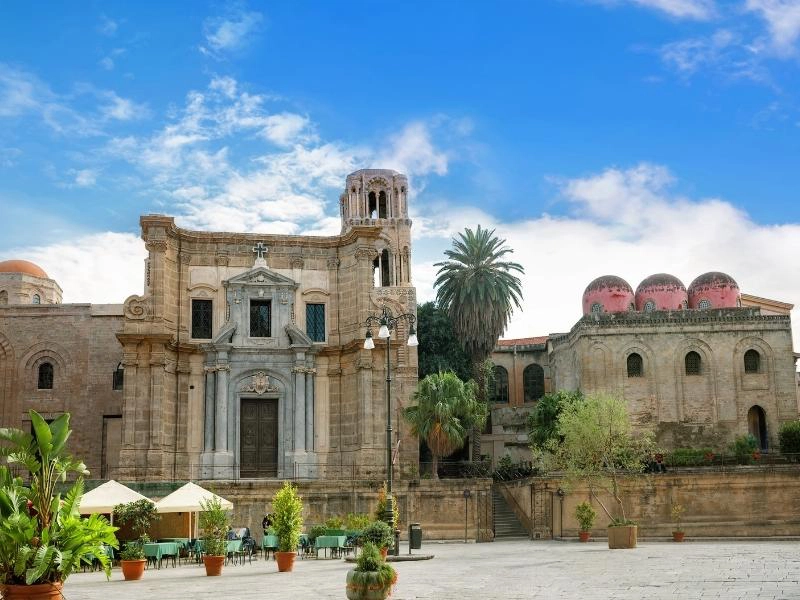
[[490, 366, 509, 403], [112, 364, 124, 390], [250, 300, 271, 337], [744, 349, 760, 374], [378, 191, 387, 218], [523, 364, 545, 402], [0, 290, 7, 305], [306, 303, 325, 342], [627, 353, 643, 377], [38, 362, 54, 389], [685, 351, 702, 375], [368, 191, 377, 218], [380, 249, 391, 286], [191, 299, 213, 339]]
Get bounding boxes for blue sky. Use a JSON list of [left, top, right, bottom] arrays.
[[1, 0, 799, 344]]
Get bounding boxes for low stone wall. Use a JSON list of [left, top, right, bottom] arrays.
[[498, 465, 800, 539]]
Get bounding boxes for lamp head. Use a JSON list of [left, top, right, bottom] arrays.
[[364, 329, 375, 350], [407, 325, 418, 347], [378, 318, 390, 339]]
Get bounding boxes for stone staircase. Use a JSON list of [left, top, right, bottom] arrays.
[[492, 487, 529, 539]]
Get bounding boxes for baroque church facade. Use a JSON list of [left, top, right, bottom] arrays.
[[0, 169, 419, 482]]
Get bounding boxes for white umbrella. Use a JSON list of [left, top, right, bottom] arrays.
[[154, 482, 233, 538], [79, 480, 151, 524]]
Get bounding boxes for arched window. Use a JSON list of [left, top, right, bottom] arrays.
[[747, 405, 768, 451], [627, 353, 643, 377], [368, 191, 377, 218], [0, 290, 7, 305], [685, 351, 702, 375], [32, 294, 41, 304], [698, 299, 711, 310], [38, 362, 54, 389], [744, 349, 760, 374], [378, 191, 388, 218], [590, 302, 603, 314], [644, 300, 656, 312], [523, 364, 545, 402], [490, 366, 509, 403]]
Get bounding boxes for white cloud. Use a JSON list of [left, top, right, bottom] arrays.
[[99, 91, 149, 121], [379, 121, 450, 178], [97, 16, 118, 37], [72, 168, 98, 187], [595, 0, 716, 19], [201, 9, 263, 57], [746, 0, 800, 55], [0, 232, 146, 303], [412, 163, 800, 348], [261, 113, 311, 145]]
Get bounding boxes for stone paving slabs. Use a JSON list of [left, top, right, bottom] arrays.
[[62, 539, 800, 599]]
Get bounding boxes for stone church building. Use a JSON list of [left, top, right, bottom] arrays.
[[487, 273, 799, 464], [0, 168, 419, 482]]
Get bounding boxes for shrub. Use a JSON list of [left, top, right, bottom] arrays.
[[350, 542, 396, 587], [665, 448, 715, 467], [730, 434, 758, 464], [361, 520, 394, 549], [272, 482, 303, 552], [527, 390, 584, 447], [324, 515, 344, 530], [308, 524, 327, 545], [345, 513, 372, 531], [113, 498, 159, 560], [671, 503, 685, 532], [574, 501, 597, 532], [374, 482, 399, 530], [779, 421, 800, 455], [199, 497, 230, 557]]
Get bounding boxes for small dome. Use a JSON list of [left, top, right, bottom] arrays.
[[688, 271, 740, 309], [582, 275, 635, 315], [0, 259, 48, 279], [635, 273, 688, 311]]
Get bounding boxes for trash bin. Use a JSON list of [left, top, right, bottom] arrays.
[[409, 523, 422, 550]]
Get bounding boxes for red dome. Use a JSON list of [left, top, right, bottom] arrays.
[[0, 259, 48, 278], [635, 273, 687, 311], [688, 272, 740, 309], [582, 275, 634, 315]]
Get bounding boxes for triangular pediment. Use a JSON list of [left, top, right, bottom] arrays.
[[226, 266, 297, 288]]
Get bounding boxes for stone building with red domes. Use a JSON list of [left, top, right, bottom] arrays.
[[487, 271, 798, 463]]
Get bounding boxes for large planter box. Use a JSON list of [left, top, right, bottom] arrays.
[[607, 525, 637, 549]]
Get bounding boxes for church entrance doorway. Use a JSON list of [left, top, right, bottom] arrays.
[[747, 405, 768, 451], [240, 398, 278, 477]]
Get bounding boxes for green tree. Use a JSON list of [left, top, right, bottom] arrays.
[[403, 372, 488, 479], [434, 225, 524, 458], [550, 394, 653, 524], [527, 390, 584, 447], [416, 301, 472, 382]]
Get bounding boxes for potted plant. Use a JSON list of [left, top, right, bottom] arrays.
[[575, 501, 597, 542], [362, 520, 394, 559], [272, 482, 303, 572], [671, 503, 685, 542], [0, 410, 118, 599], [345, 542, 397, 600], [113, 498, 159, 581], [543, 394, 654, 550], [198, 497, 229, 576]]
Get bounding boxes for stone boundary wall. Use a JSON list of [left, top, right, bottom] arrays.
[[498, 466, 800, 539]]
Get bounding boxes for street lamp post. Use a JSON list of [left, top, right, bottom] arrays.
[[363, 305, 418, 545]]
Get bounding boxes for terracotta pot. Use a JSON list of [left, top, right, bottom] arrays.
[[578, 531, 591, 543], [0, 582, 63, 600], [203, 554, 225, 576], [672, 531, 685, 542], [275, 551, 296, 572], [607, 525, 638, 549], [345, 569, 393, 600], [379, 547, 388, 559], [120, 559, 147, 581]]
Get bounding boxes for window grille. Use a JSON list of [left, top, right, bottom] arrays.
[[627, 353, 643, 377], [698, 299, 711, 310], [306, 303, 325, 342], [38, 362, 54, 389], [490, 366, 509, 403], [685, 351, 702, 375], [191, 299, 213, 339], [744, 349, 760, 374], [644, 300, 656, 312], [523, 364, 545, 402], [591, 302, 603, 314], [250, 300, 271, 337]]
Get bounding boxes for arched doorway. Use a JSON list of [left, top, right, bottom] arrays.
[[747, 405, 768, 451]]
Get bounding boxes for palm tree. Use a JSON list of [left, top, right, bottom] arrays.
[[403, 372, 487, 480], [434, 225, 524, 458]]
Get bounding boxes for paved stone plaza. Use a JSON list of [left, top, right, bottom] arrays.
[[62, 539, 800, 599]]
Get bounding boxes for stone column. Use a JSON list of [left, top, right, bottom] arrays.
[[305, 370, 315, 452], [215, 365, 229, 452], [293, 366, 306, 452], [203, 368, 215, 451]]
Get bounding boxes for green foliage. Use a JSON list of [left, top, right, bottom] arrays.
[[361, 521, 394, 550], [324, 515, 344, 530], [345, 513, 372, 531], [113, 499, 159, 541], [549, 394, 654, 524], [307, 524, 327, 546], [665, 447, 715, 467], [671, 503, 685, 532], [779, 421, 800, 455], [416, 301, 472, 382], [373, 483, 398, 530], [434, 225, 525, 364], [0, 410, 118, 585], [198, 497, 230, 557], [730, 434, 758, 464], [527, 390, 584, 447], [272, 482, 303, 552], [574, 501, 597, 532], [404, 371, 487, 478], [118, 535, 149, 561], [351, 542, 396, 587]]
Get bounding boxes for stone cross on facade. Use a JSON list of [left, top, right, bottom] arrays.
[[252, 242, 268, 267]]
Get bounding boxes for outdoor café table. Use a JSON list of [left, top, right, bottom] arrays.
[[225, 539, 244, 565], [261, 535, 278, 559], [314, 535, 347, 559], [143, 542, 179, 569]]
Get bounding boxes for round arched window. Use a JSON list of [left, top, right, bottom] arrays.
[[591, 303, 603, 314], [644, 300, 656, 312], [32, 294, 41, 304], [698, 299, 711, 310]]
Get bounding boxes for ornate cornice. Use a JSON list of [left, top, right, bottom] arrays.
[[145, 240, 168, 253]]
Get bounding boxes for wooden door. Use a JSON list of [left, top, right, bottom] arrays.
[[240, 399, 278, 477]]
